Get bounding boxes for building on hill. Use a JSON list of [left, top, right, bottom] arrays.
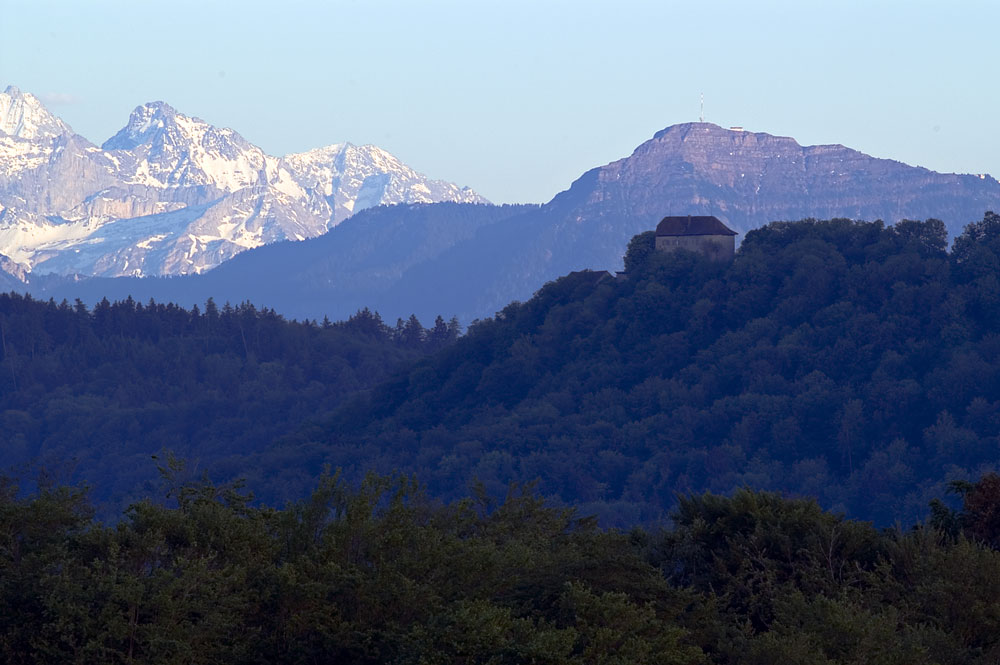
[[655, 215, 737, 262]]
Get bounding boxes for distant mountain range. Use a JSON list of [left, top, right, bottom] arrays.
[[0, 86, 484, 278], [4, 88, 1000, 322]]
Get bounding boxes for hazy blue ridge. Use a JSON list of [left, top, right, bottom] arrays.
[[15, 124, 1000, 325]]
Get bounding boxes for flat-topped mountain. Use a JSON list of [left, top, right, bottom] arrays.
[[0, 86, 485, 278], [574, 122, 1000, 235]]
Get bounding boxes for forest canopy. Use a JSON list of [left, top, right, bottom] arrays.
[[5, 214, 1000, 661], [295, 213, 1000, 525], [0, 295, 456, 511], [5, 214, 1000, 526], [4, 468, 1000, 664]]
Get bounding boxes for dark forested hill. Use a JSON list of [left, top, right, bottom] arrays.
[[8, 213, 1000, 527], [281, 212, 1000, 525], [0, 295, 456, 511], [5, 468, 1000, 663]]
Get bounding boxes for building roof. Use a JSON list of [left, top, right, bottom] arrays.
[[655, 215, 737, 237]]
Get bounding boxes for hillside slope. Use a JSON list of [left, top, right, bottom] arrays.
[[39, 202, 535, 321], [0, 295, 456, 512], [276, 213, 1000, 525]]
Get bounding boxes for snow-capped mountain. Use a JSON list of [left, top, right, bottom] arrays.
[[102, 101, 275, 193], [26, 122, 1000, 325], [283, 143, 482, 225], [0, 86, 486, 278], [0, 86, 72, 140]]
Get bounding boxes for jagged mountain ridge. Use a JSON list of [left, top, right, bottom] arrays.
[[0, 86, 486, 278], [37, 202, 536, 318], [0, 86, 72, 140], [22, 121, 1000, 324]]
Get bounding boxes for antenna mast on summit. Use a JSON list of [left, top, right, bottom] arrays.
[[699, 93, 704, 123]]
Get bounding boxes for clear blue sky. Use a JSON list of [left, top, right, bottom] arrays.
[[1, 0, 996, 203]]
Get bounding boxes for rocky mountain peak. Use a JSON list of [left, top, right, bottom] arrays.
[[280, 143, 487, 223], [0, 87, 489, 278], [0, 85, 73, 140], [101, 101, 270, 192], [102, 101, 192, 150]]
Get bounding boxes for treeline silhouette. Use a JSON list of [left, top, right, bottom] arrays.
[[3, 466, 1000, 663], [0, 294, 457, 511], [6, 213, 1000, 526], [298, 213, 1000, 525]]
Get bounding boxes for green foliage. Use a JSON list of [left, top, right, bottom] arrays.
[[929, 473, 1000, 549], [624, 230, 656, 274], [0, 296, 454, 512], [9, 212, 1000, 536], [308, 214, 1000, 526], [5, 471, 1000, 663], [0, 470, 705, 664]]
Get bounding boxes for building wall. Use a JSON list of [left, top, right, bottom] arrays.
[[655, 234, 735, 262]]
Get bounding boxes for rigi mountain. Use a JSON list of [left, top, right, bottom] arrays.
[[0, 86, 485, 278], [367, 122, 1000, 319]]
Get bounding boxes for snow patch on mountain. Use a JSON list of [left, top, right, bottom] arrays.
[[0, 87, 487, 278], [0, 251, 28, 282], [282, 143, 486, 224], [0, 134, 52, 175], [102, 102, 272, 192], [0, 204, 101, 268], [0, 86, 73, 140]]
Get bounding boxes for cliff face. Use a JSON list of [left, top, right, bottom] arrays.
[[0, 250, 30, 294], [373, 123, 1000, 321], [574, 122, 1000, 237]]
